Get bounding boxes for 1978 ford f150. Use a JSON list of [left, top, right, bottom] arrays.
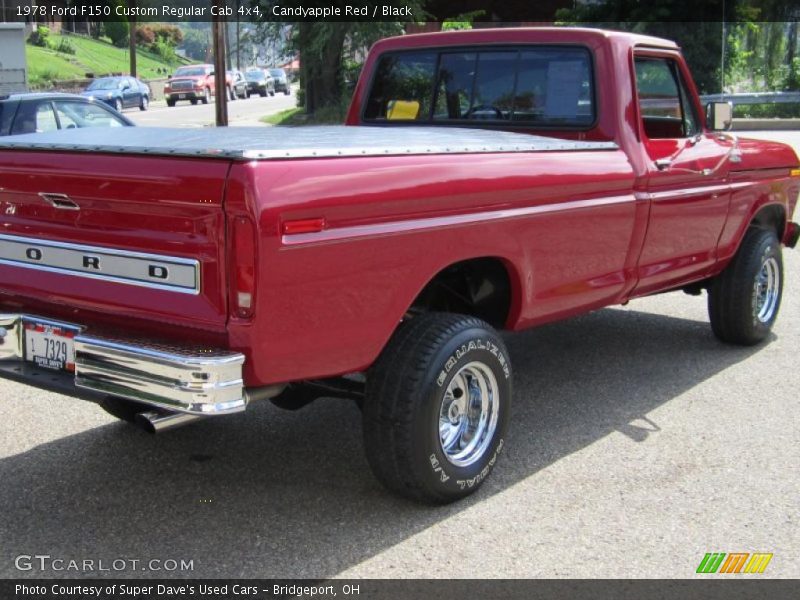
[[0, 28, 798, 503]]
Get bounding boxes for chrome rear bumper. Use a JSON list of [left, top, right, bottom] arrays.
[[0, 314, 245, 416]]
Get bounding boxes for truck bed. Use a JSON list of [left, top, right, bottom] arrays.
[[0, 125, 617, 160]]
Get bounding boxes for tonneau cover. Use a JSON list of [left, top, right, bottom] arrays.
[[0, 125, 617, 160]]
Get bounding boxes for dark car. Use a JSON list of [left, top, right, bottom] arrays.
[[82, 76, 151, 112], [245, 69, 275, 97], [228, 70, 250, 100], [0, 93, 133, 136], [269, 68, 291, 95]]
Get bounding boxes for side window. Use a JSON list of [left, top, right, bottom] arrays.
[[11, 102, 58, 134], [54, 101, 126, 128], [635, 57, 699, 139], [36, 103, 58, 132], [37, 102, 59, 132], [54, 102, 80, 129]]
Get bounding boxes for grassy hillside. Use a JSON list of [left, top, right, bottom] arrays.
[[27, 34, 188, 87]]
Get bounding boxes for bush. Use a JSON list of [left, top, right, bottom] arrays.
[[55, 38, 76, 55], [135, 24, 181, 62], [27, 26, 50, 48], [135, 25, 156, 46], [35, 68, 60, 84], [152, 24, 183, 46], [734, 103, 800, 119], [152, 38, 177, 63]]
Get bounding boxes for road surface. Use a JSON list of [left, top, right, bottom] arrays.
[[125, 89, 296, 128]]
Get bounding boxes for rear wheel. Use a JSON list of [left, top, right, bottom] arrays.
[[363, 313, 511, 504], [139, 95, 149, 111], [708, 228, 784, 345], [166, 98, 176, 107]]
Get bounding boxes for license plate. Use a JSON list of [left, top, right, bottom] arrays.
[[179, 94, 187, 99], [24, 323, 75, 372]]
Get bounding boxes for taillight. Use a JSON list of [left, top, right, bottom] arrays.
[[231, 216, 257, 319]]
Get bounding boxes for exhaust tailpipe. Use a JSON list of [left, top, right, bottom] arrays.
[[136, 410, 204, 434], [134, 385, 286, 434]]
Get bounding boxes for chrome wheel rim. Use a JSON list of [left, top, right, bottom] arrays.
[[755, 256, 780, 323], [439, 361, 500, 467]]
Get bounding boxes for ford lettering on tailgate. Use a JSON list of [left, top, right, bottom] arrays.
[[0, 234, 200, 294]]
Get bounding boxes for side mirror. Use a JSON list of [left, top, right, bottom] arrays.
[[706, 101, 733, 131]]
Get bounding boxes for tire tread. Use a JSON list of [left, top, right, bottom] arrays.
[[708, 227, 782, 345], [364, 313, 497, 503]]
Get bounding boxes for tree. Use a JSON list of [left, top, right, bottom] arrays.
[[256, 2, 426, 114], [181, 28, 212, 62], [555, 0, 798, 93], [723, 1, 798, 92], [105, 20, 130, 48], [554, 0, 736, 93]]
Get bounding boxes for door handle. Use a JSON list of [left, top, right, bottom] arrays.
[[655, 158, 671, 171], [39, 192, 80, 211]]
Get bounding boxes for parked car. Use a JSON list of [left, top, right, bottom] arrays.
[[0, 29, 797, 505], [0, 92, 133, 135], [228, 70, 250, 99], [269, 68, 291, 94], [82, 76, 151, 112], [164, 64, 215, 106], [245, 68, 275, 97]]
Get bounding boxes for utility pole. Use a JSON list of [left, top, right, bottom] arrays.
[[128, 0, 137, 77], [720, 0, 725, 96], [236, 0, 241, 71], [212, 3, 228, 126], [225, 20, 232, 70]]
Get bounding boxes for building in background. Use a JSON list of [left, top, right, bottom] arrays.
[[0, 23, 28, 93]]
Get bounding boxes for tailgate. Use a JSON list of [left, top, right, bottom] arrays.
[[0, 151, 230, 331]]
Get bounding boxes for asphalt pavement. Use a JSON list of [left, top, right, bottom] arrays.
[[124, 89, 297, 128], [0, 131, 798, 580]]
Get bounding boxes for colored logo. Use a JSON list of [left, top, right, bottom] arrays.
[[696, 552, 773, 574]]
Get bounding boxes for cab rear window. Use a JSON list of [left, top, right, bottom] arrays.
[[363, 46, 595, 128]]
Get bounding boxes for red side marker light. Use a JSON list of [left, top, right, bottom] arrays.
[[282, 217, 326, 235]]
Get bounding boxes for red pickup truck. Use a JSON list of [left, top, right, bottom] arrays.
[[0, 28, 797, 503], [164, 64, 238, 106]]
